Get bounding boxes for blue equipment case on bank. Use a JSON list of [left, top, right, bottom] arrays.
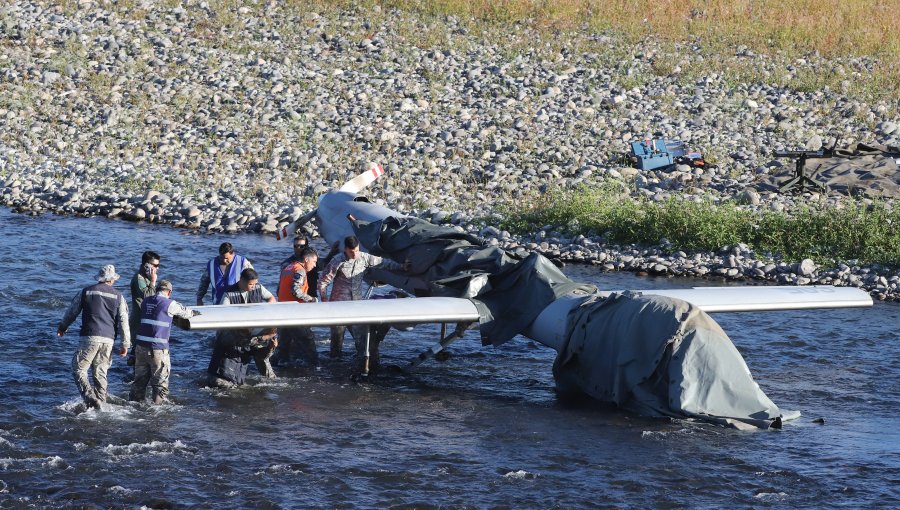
[[631, 139, 685, 170], [631, 139, 674, 170], [630, 138, 706, 171]]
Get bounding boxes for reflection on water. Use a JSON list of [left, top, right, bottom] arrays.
[[0, 208, 897, 508]]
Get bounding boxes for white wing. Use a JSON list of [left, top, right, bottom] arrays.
[[618, 285, 872, 312], [525, 285, 872, 351], [180, 286, 871, 331], [182, 297, 480, 330]]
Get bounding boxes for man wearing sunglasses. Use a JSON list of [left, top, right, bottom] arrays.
[[126, 250, 161, 378]]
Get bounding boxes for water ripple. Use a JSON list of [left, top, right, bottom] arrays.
[[0, 208, 896, 507]]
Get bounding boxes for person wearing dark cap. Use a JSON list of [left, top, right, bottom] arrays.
[[280, 235, 320, 299], [129, 250, 160, 340], [196, 242, 252, 305], [57, 265, 131, 409], [129, 280, 197, 404]]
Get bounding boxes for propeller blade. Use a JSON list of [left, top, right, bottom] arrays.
[[339, 162, 385, 193], [275, 208, 317, 240]]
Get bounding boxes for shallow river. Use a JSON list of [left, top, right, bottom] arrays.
[[0, 208, 897, 509]]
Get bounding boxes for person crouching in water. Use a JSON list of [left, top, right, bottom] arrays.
[[129, 280, 196, 404], [206, 268, 278, 388], [57, 265, 130, 409]]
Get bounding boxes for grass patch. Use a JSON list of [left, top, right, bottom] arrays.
[[325, 0, 899, 60], [55, 1, 896, 99], [500, 184, 900, 266], [304, 0, 899, 100]]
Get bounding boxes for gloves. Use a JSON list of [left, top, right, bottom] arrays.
[[248, 329, 277, 349]]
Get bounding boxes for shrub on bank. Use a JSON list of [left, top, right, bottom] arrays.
[[500, 184, 900, 267]]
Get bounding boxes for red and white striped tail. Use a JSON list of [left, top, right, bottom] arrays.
[[339, 162, 386, 193], [275, 225, 288, 240]]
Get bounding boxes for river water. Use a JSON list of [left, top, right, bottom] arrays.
[[0, 207, 897, 509]]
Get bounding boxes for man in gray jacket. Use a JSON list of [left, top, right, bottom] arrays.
[[57, 265, 131, 409]]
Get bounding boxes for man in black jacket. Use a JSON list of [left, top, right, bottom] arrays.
[[206, 269, 278, 387]]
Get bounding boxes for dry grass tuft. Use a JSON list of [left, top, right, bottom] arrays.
[[302, 0, 898, 98]]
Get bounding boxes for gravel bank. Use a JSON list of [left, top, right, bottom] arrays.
[[0, 2, 897, 300]]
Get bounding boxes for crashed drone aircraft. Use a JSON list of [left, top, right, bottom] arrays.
[[180, 164, 872, 429]]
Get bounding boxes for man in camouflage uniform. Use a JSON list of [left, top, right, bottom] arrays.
[[317, 236, 402, 369]]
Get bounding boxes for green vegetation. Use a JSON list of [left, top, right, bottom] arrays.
[[500, 183, 900, 267]]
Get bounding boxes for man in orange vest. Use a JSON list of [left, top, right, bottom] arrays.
[[274, 246, 319, 366], [282, 235, 321, 299]]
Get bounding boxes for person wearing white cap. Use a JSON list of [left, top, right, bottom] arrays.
[[57, 264, 131, 409]]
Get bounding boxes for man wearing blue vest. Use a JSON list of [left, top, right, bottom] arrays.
[[57, 265, 131, 409], [195, 242, 253, 305], [129, 280, 196, 404]]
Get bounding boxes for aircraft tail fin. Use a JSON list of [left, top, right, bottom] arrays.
[[339, 162, 385, 193]]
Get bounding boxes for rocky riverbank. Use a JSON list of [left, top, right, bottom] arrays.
[[0, 2, 897, 300]]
